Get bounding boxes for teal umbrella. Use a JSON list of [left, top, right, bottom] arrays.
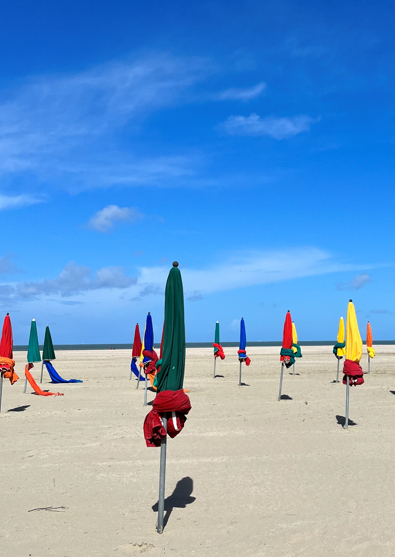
[[155, 263, 185, 393], [25, 320, 41, 393], [41, 326, 56, 383]]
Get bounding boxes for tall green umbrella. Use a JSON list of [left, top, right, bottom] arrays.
[[41, 325, 56, 383], [25, 319, 41, 393], [156, 262, 186, 533], [155, 263, 185, 393]]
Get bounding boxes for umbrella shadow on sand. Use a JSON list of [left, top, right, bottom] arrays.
[[152, 476, 196, 529], [280, 394, 292, 400], [7, 405, 30, 412], [336, 415, 357, 427]]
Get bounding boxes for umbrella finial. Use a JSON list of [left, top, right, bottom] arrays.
[[349, 299, 352, 302], [173, 261, 179, 267], [148, 312, 151, 315], [6, 313, 9, 315]]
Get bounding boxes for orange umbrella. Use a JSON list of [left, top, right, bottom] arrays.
[[366, 322, 375, 372]]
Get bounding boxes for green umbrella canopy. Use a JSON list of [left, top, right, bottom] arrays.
[[43, 325, 56, 361], [27, 319, 41, 363], [156, 262, 185, 393], [214, 322, 220, 354]]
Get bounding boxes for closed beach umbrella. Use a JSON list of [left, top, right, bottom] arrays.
[[333, 317, 346, 382], [40, 325, 56, 383], [142, 313, 158, 405], [213, 321, 225, 378], [343, 300, 364, 428], [366, 322, 375, 373], [0, 313, 12, 359], [279, 311, 294, 400], [237, 318, 250, 386], [131, 324, 144, 384], [156, 264, 185, 392], [145, 262, 190, 534], [291, 321, 302, 374], [25, 320, 41, 393], [43, 326, 56, 361], [0, 314, 19, 412]]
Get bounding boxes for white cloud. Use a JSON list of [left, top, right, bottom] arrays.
[[137, 248, 375, 296], [88, 205, 144, 232], [0, 54, 210, 188], [336, 273, 372, 291], [0, 194, 42, 210], [217, 82, 266, 101], [0, 249, 376, 306], [222, 113, 318, 139], [4, 261, 137, 299]]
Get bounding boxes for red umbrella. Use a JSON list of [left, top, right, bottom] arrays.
[[0, 313, 13, 359], [132, 324, 142, 357], [131, 324, 143, 385], [278, 310, 294, 401], [0, 313, 19, 412]]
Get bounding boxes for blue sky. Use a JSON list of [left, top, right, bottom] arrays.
[[0, 0, 394, 344]]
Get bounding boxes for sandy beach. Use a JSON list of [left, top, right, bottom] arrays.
[[1, 346, 395, 557]]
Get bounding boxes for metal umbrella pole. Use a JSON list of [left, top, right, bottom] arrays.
[[293, 362, 295, 375], [368, 355, 371, 374], [278, 363, 284, 401], [0, 373, 3, 413], [336, 358, 340, 383], [135, 362, 141, 390], [213, 357, 216, 379], [24, 367, 29, 394], [238, 360, 242, 386], [157, 416, 168, 534], [40, 361, 45, 384], [345, 375, 350, 429]]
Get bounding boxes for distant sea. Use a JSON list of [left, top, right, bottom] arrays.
[[13, 340, 395, 351]]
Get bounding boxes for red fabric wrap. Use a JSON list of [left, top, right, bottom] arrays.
[[142, 349, 158, 375], [342, 359, 364, 386], [143, 390, 191, 448], [213, 343, 225, 360], [238, 349, 251, 366]]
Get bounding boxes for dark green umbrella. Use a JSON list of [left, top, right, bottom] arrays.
[[41, 325, 56, 383], [25, 320, 41, 393], [43, 326, 56, 361], [156, 262, 186, 534], [155, 263, 185, 393]]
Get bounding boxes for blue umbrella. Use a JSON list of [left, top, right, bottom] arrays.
[[143, 313, 154, 364], [239, 318, 246, 357], [238, 318, 250, 385], [143, 312, 154, 406]]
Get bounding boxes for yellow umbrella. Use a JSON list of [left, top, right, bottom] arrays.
[[343, 300, 364, 429], [333, 317, 345, 382], [292, 322, 298, 351], [345, 301, 362, 363], [336, 317, 346, 357]]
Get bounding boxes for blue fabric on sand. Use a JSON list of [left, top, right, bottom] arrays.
[[44, 361, 82, 383]]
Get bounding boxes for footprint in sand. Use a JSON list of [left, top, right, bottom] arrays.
[[117, 542, 155, 554]]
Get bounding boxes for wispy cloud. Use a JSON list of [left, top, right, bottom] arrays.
[[88, 205, 144, 232], [2, 261, 136, 300], [222, 113, 318, 139], [336, 273, 372, 291], [0, 194, 42, 210], [0, 254, 21, 275], [217, 82, 266, 101], [0, 54, 210, 189], [370, 309, 394, 315], [138, 248, 375, 296]]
